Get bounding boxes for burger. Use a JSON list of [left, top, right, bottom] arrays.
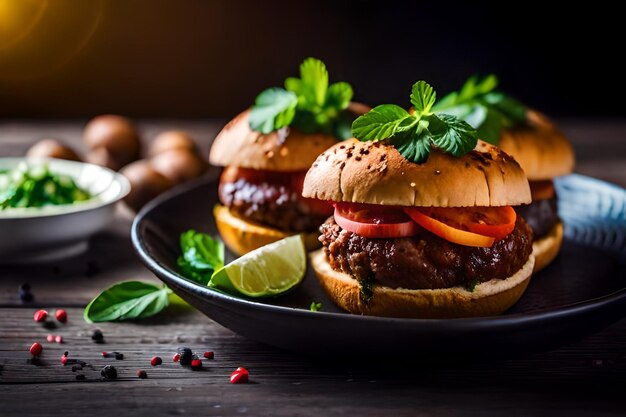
[[498, 110, 574, 271], [302, 81, 535, 318], [434, 75, 575, 271], [209, 58, 368, 255]]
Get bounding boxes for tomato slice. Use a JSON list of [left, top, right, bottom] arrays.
[[404, 208, 496, 248], [334, 203, 419, 238], [409, 206, 516, 239]]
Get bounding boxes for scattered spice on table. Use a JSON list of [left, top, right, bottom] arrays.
[[91, 329, 104, 343], [33, 310, 48, 322], [55, 309, 68, 323], [101, 365, 117, 380]]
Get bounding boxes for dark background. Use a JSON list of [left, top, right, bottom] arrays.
[[0, 0, 623, 119]]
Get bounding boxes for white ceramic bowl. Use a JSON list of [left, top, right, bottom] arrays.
[[0, 158, 130, 263]]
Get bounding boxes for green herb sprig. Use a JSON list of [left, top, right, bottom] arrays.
[[84, 230, 224, 323], [0, 164, 90, 210], [433, 75, 528, 144], [249, 57, 354, 138], [177, 230, 225, 285], [351, 81, 478, 164], [309, 301, 322, 312]]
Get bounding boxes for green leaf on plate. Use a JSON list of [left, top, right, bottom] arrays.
[[84, 281, 171, 323], [177, 229, 224, 285]]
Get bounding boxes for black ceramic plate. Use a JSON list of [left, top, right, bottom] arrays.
[[132, 173, 626, 356]]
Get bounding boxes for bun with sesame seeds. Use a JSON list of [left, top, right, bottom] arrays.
[[302, 139, 531, 207]]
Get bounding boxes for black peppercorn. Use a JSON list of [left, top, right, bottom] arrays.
[[177, 347, 192, 366], [115, 353, 124, 360], [18, 283, 33, 302], [91, 329, 104, 343], [76, 374, 86, 381], [101, 365, 117, 380]]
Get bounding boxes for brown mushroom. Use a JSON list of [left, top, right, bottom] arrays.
[[26, 139, 81, 161], [150, 149, 207, 184], [149, 131, 198, 157], [120, 160, 173, 212], [83, 115, 141, 170]]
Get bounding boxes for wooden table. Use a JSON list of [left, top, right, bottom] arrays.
[[1, 120, 625, 416]]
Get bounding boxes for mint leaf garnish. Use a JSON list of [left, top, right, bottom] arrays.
[[250, 58, 354, 135], [351, 105, 411, 141], [427, 114, 478, 157], [351, 81, 478, 163], [433, 75, 527, 144], [410, 81, 436, 116], [249, 88, 298, 134]]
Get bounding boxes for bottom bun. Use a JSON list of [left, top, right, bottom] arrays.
[[532, 221, 564, 273], [214, 205, 320, 256], [310, 249, 535, 318]]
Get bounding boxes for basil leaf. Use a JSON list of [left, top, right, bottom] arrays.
[[249, 88, 298, 134], [326, 82, 353, 110], [84, 281, 171, 323], [410, 81, 436, 116], [352, 104, 412, 141], [427, 114, 478, 156], [177, 230, 224, 285]]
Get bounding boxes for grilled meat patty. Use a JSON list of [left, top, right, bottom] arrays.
[[320, 216, 533, 290], [219, 179, 328, 232]]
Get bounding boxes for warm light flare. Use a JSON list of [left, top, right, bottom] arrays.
[[0, 0, 48, 50], [0, 0, 103, 80]]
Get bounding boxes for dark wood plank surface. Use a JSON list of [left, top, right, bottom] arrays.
[[1, 120, 625, 417]]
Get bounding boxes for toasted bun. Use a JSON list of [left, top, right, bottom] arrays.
[[532, 221, 564, 272], [214, 205, 320, 256], [303, 139, 531, 207], [498, 110, 575, 180], [311, 249, 534, 318], [208, 110, 335, 172]]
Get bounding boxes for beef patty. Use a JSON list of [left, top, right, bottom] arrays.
[[320, 216, 533, 290], [516, 196, 558, 239], [219, 179, 329, 232]]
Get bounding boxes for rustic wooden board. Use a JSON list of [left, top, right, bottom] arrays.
[[1, 121, 625, 416], [1, 307, 625, 416]]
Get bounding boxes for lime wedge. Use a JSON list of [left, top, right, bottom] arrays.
[[208, 235, 306, 297]]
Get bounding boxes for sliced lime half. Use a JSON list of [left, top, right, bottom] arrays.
[[208, 235, 306, 297]]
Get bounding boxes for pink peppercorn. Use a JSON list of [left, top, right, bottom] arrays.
[[55, 309, 67, 323], [33, 310, 48, 322], [29, 342, 43, 357], [191, 359, 202, 369], [46, 334, 55, 343], [230, 367, 249, 384], [172, 353, 180, 362], [150, 356, 162, 366], [203, 351, 214, 359]]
